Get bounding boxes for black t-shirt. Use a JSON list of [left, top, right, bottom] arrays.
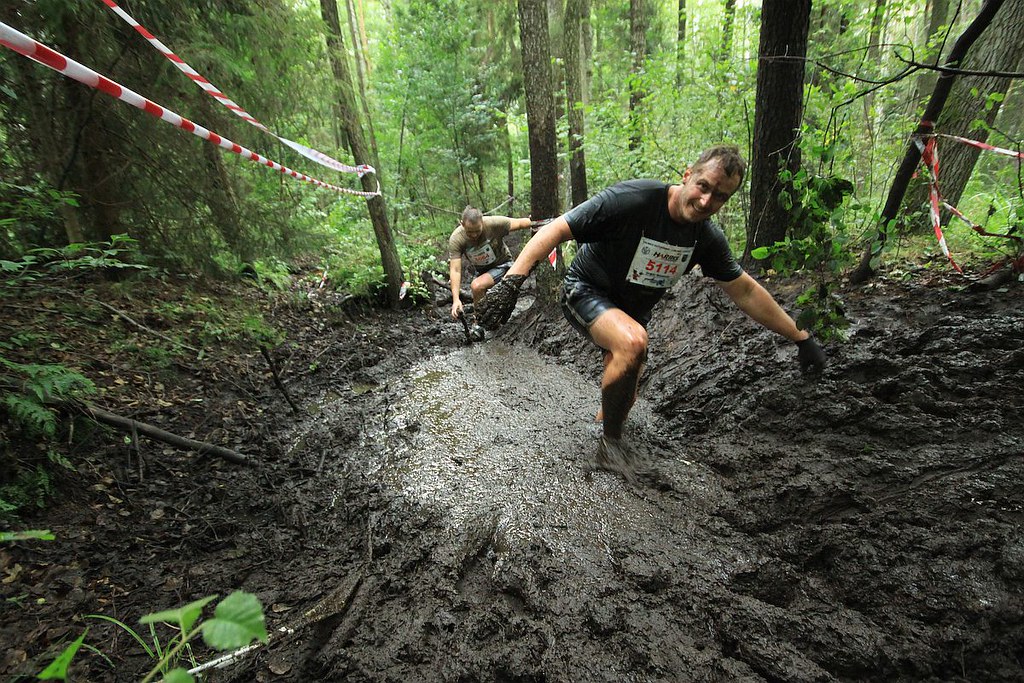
[[565, 179, 743, 319]]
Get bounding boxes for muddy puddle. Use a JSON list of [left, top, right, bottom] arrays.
[[364, 343, 675, 559]]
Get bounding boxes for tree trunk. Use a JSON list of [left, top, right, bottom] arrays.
[[720, 0, 737, 61], [63, 79, 123, 243], [676, 0, 687, 87], [850, 0, 1006, 284], [866, 0, 887, 64], [345, 0, 380, 171], [581, 0, 593, 97], [565, 0, 589, 207], [320, 0, 405, 307], [517, 0, 562, 290], [195, 94, 249, 263], [8, 55, 84, 244], [628, 0, 648, 156], [743, 0, 811, 269], [902, 0, 1024, 231], [501, 100, 515, 213]]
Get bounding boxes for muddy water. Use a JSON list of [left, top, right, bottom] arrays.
[[367, 343, 667, 558], [356, 342, 759, 622]]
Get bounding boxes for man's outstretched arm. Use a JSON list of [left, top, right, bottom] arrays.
[[506, 217, 574, 276], [508, 216, 534, 231], [716, 272, 807, 341], [716, 272, 826, 372]]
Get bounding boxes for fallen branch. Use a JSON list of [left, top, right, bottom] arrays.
[[259, 347, 299, 415], [93, 300, 200, 354], [81, 402, 248, 465]]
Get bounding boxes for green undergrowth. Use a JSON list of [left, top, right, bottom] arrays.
[[0, 243, 311, 523]]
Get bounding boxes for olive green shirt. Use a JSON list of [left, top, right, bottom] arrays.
[[447, 216, 515, 273]]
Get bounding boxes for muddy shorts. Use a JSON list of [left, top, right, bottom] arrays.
[[560, 272, 652, 339], [476, 261, 513, 283]]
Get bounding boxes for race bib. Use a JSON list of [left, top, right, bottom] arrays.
[[465, 243, 498, 267], [626, 236, 694, 288]]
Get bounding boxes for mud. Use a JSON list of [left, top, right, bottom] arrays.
[[2, 271, 1022, 682]]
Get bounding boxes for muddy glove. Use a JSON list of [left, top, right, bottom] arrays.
[[796, 335, 826, 373], [477, 274, 527, 330]]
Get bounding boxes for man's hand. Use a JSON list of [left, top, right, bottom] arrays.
[[477, 274, 526, 330], [796, 336, 827, 373], [451, 299, 463, 320]]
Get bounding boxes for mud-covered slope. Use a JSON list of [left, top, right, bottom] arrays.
[[246, 274, 1022, 682], [2, 272, 1020, 683]]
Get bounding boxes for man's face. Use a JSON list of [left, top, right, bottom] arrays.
[[672, 160, 741, 223], [462, 219, 483, 240]]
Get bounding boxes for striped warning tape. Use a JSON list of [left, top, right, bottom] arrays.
[[0, 21, 380, 198], [914, 135, 963, 273], [936, 133, 1024, 161], [98, 0, 375, 179]]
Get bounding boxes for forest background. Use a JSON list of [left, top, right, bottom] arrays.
[[3, 0, 1022, 296], [1, 0, 1023, 514]]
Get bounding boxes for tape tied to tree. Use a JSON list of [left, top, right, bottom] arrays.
[[98, 0, 375, 179], [0, 21, 380, 199]]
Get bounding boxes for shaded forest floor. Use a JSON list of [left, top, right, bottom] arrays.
[[1, 263, 1022, 682]]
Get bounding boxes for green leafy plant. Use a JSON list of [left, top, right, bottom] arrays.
[[40, 591, 268, 682], [751, 163, 856, 342], [0, 351, 95, 519], [1, 235, 148, 287], [248, 258, 293, 291], [0, 529, 54, 543]]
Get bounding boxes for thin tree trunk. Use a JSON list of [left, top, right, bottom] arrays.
[[517, 0, 561, 290], [866, 0, 887, 64], [195, 94, 248, 263], [720, 0, 737, 61], [581, 0, 593, 100], [914, 0, 952, 103], [320, 0, 405, 307], [676, 0, 687, 88], [391, 81, 410, 231], [628, 0, 648, 156], [345, 0, 379, 170], [565, 0, 589, 207]]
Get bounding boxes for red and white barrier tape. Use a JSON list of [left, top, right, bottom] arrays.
[[547, 248, 557, 268], [916, 136, 963, 273], [936, 133, 1024, 161], [0, 22, 380, 198], [99, 0, 375, 179]]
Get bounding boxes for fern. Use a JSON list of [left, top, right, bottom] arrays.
[[1, 356, 95, 439], [3, 395, 57, 437]]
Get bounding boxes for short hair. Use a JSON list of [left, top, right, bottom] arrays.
[[461, 206, 483, 226], [692, 145, 747, 183]]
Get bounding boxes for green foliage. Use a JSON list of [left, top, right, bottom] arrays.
[[0, 356, 95, 438], [0, 466, 54, 520], [38, 592, 268, 682], [0, 529, 54, 543], [37, 630, 88, 681], [751, 161, 857, 342], [1, 235, 147, 286], [249, 258, 293, 291], [0, 179, 79, 260]]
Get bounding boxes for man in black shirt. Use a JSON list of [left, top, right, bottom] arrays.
[[478, 145, 826, 477]]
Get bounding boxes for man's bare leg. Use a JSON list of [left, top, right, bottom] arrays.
[[588, 309, 648, 440], [595, 350, 643, 425]]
